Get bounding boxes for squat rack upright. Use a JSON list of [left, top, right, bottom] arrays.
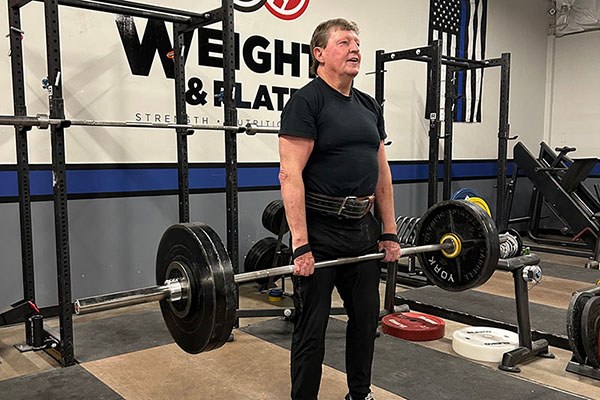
[[374, 40, 512, 230], [5, 0, 238, 367]]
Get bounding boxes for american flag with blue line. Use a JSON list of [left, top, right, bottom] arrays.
[[428, 0, 488, 123]]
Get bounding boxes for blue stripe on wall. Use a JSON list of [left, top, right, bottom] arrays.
[[0, 160, 594, 199], [0, 171, 17, 197], [238, 167, 280, 188], [68, 169, 178, 194]]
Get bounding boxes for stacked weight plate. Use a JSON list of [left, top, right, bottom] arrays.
[[395, 216, 420, 245], [567, 288, 600, 368], [244, 237, 290, 285], [262, 199, 289, 235]]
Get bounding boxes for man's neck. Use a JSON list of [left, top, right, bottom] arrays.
[[317, 69, 353, 96]]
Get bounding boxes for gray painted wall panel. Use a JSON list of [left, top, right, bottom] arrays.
[[0, 178, 540, 308], [0, 203, 25, 309]]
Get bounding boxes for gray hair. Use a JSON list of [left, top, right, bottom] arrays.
[[309, 18, 360, 76]]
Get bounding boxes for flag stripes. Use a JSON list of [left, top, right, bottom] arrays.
[[429, 0, 487, 123]]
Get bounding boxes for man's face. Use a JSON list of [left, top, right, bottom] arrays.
[[314, 28, 361, 79]]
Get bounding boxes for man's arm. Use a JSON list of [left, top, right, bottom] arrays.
[[279, 135, 315, 275], [375, 141, 401, 261]]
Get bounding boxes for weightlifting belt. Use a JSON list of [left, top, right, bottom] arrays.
[[305, 192, 375, 219]]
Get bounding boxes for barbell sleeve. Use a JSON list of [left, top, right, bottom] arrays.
[[74, 278, 185, 315], [243, 123, 280, 135]]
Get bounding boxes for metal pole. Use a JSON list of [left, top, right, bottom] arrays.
[[497, 53, 511, 231], [173, 23, 190, 224], [374, 50, 385, 107], [427, 40, 442, 208], [53, 0, 191, 24], [78, 0, 210, 19], [8, 4, 36, 307], [45, 0, 75, 367], [0, 115, 279, 134], [443, 66, 455, 200], [222, 0, 239, 273]]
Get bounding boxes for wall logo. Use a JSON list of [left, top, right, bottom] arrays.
[[233, 0, 267, 12], [265, 0, 310, 20], [234, 0, 310, 20]]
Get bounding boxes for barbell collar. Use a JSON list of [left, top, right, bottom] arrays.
[[36, 113, 50, 129]]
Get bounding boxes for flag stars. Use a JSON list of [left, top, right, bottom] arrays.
[[431, 0, 461, 33]]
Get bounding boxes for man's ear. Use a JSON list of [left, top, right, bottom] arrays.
[[313, 47, 324, 64]]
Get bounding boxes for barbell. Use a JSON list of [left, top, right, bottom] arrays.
[[0, 114, 279, 135], [74, 200, 505, 354]]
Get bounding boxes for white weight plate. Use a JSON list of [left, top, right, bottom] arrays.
[[452, 327, 519, 363]]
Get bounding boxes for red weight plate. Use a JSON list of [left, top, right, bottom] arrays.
[[381, 312, 445, 341]]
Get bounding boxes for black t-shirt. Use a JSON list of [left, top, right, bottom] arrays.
[[279, 77, 386, 197]]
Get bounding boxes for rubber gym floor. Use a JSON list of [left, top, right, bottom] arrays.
[[0, 251, 599, 400]]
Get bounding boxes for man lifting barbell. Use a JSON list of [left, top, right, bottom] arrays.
[[277, 18, 400, 400], [75, 200, 501, 345]]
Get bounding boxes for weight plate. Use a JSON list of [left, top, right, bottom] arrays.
[[452, 327, 519, 363], [396, 216, 411, 239], [262, 200, 289, 235], [244, 237, 290, 285], [156, 223, 237, 354], [466, 197, 491, 217], [566, 290, 595, 364], [415, 200, 499, 291], [401, 217, 420, 245], [581, 295, 600, 367], [396, 216, 420, 245], [451, 187, 480, 200], [499, 229, 523, 259], [381, 311, 445, 341]]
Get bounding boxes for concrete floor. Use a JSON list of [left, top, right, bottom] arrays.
[[1, 250, 599, 399]]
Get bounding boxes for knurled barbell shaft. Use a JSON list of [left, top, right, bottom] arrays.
[[70, 119, 244, 131], [234, 242, 452, 284], [73, 242, 452, 315]]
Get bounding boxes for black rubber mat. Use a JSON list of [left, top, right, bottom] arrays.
[[0, 365, 122, 400], [396, 286, 569, 349], [241, 317, 585, 400], [74, 309, 173, 362], [539, 261, 600, 284]]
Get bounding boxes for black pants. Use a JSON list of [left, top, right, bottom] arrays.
[[290, 212, 381, 400]]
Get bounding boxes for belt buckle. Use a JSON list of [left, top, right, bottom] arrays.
[[358, 195, 375, 217], [337, 196, 357, 216]]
